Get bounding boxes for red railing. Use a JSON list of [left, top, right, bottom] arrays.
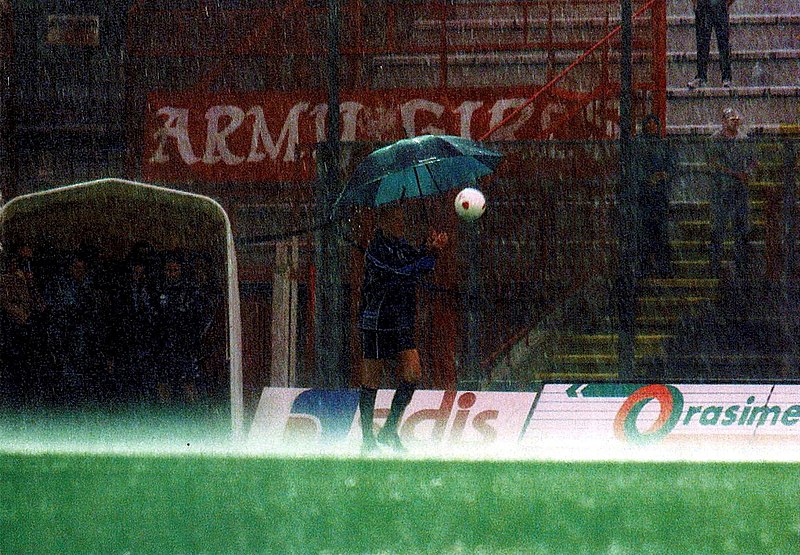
[[479, 0, 665, 141]]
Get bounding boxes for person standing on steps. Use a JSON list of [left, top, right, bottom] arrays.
[[357, 204, 449, 454], [635, 113, 676, 278], [707, 106, 756, 280], [687, 0, 736, 89]]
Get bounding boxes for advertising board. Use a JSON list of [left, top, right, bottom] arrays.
[[248, 388, 537, 455], [249, 384, 800, 459], [143, 86, 571, 183], [522, 383, 800, 446]]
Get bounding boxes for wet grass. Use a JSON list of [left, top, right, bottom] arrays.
[[1, 450, 798, 554]]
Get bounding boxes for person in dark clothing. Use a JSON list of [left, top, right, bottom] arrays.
[[687, 0, 736, 89], [111, 243, 158, 403], [0, 244, 49, 403], [357, 205, 449, 454], [634, 114, 675, 278], [154, 250, 212, 405], [44, 253, 108, 404], [707, 106, 756, 280]]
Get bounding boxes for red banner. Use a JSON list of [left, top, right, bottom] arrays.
[[141, 86, 588, 184]]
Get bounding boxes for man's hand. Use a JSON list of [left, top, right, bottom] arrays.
[[426, 230, 449, 251]]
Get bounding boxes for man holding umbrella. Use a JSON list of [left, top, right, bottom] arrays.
[[357, 204, 448, 454], [335, 134, 502, 454]]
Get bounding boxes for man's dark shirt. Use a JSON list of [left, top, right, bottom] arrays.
[[358, 228, 436, 332], [633, 134, 674, 186], [709, 128, 755, 186]]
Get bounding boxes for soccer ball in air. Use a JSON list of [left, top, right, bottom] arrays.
[[454, 187, 486, 221]]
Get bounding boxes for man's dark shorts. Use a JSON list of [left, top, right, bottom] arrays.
[[361, 328, 415, 360]]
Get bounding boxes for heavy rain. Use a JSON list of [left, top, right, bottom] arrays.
[[0, 0, 798, 554]]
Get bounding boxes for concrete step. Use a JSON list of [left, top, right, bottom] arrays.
[[637, 277, 720, 293], [525, 354, 788, 383], [667, 14, 800, 52], [667, 85, 800, 127], [544, 348, 786, 371], [668, 0, 798, 17], [434, 0, 636, 22], [372, 52, 800, 91], [413, 15, 625, 47], [552, 300, 701, 334], [667, 49, 800, 88], [669, 173, 786, 203], [638, 294, 717, 315], [547, 352, 632, 366], [424, 0, 797, 19], [371, 49, 655, 89], [671, 258, 731, 277], [670, 240, 758, 260], [412, 14, 800, 57], [525, 368, 621, 382], [670, 199, 769, 217], [636, 313, 685, 330], [551, 333, 674, 355], [442, 0, 795, 18], [674, 218, 767, 241]]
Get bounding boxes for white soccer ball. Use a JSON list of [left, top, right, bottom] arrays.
[[454, 187, 486, 221]]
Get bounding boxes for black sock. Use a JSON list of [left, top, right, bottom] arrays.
[[383, 380, 416, 433], [359, 387, 378, 442]]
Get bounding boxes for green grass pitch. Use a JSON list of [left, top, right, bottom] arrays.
[[1, 452, 798, 555]]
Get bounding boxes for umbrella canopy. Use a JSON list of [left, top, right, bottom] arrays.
[[337, 135, 503, 208]]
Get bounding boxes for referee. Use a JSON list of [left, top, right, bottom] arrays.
[[357, 204, 449, 454]]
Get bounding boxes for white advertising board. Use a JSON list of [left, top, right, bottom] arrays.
[[247, 384, 800, 460], [248, 388, 538, 456], [520, 384, 800, 457]]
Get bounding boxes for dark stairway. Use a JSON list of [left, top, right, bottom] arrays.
[[501, 149, 795, 385]]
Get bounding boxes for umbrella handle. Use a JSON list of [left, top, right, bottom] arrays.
[[413, 166, 423, 198]]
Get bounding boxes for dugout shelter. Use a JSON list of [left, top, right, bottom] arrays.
[[0, 178, 244, 435]]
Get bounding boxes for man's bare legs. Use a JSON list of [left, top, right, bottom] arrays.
[[358, 349, 421, 453]]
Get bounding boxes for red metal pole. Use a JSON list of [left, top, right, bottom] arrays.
[[652, 0, 668, 130]]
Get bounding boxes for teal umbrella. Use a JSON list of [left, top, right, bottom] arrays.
[[336, 135, 502, 208]]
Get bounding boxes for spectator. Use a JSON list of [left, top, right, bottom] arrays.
[[634, 114, 675, 278], [0, 244, 49, 402], [707, 106, 756, 280], [109, 243, 158, 404], [154, 250, 212, 405], [687, 0, 736, 89], [45, 252, 109, 404]]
